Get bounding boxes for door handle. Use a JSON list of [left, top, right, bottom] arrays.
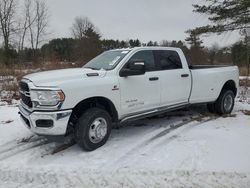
[[181, 74, 189, 78], [149, 77, 159, 81]]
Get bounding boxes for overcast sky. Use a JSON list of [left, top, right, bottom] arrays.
[[46, 0, 241, 47]]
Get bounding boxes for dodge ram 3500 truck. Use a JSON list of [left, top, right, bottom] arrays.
[[18, 47, 239, 151]]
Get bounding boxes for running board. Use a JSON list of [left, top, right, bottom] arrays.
[[120, 103, 189, 123]]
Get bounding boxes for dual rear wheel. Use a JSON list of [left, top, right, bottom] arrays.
[[207, 90, 235, 115]]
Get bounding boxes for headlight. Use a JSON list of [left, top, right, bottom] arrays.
[[30, 89, 65, 106]]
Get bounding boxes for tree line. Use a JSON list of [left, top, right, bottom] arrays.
[[0, 0, 249, 69]]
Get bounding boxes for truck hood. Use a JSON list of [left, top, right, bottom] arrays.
[[24, 68, 107, 87]]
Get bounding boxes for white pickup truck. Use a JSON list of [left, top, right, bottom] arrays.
[[19, 47, 239, 151]]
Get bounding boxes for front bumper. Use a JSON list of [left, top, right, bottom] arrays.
[[18, 105, 72, 136]]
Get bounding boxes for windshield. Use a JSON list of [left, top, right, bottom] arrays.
[[83, 50, 130, 70]]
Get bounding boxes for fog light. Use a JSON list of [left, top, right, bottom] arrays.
[[35, 120, 53, 128]]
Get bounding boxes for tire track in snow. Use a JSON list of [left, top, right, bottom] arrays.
[[0, 134, 76, 161], [111, 115, 219, 166], [0, 135, 41, 154], [149, 115, 219, 145], [0, 136, 49, 161]]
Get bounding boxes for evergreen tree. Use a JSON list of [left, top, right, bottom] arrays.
[[185, 31, 204, 48], [232, 41, 247, 66], [185, 31, 206, 65], [129, 39, 141, 47], [191, 0, 250, 34], [147, 41, 154, 46]]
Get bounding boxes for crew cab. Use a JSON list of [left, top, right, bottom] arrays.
[[18, 47, 239, 151]]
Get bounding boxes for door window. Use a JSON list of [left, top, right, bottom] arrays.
[[127, 50, 156, 71]]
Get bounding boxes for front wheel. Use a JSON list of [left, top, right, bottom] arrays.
[[215, 90, 235, 115], [75, 108, 112, 151]]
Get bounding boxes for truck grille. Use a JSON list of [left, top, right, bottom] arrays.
[[19, 81, 33, 108]]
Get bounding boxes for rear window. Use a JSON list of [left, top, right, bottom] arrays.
[[154, 50, 182, 70]]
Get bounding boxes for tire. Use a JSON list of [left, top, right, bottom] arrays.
[[214, 90, 235, 115], [207, 103, 216, 113], [75, 108, 112, 151]]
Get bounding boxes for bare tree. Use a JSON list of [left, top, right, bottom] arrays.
[[27, 0, 49, 52], [71, 16, 101, 63], [0, 0, 17, 51], [17, 0, 35, 51], [71, 16, 95, 39]]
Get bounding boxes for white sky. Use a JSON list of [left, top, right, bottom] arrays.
[[45, 0, 241, 47]]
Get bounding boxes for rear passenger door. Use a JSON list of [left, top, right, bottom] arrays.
[[154, 50, 191, 107]]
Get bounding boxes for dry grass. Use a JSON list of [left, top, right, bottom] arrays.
[[239, 79, 250, 87], [239, 66, 250, 76], [238, 66, 249, 87], [1, 82, 19, 99], [0, 62, 79, 80]]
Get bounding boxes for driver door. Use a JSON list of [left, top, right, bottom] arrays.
[[118, 50, 161, 117]]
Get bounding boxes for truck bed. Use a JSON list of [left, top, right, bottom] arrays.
[[189, 65, 239, 104]]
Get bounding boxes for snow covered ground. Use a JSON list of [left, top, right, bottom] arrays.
[[0, 92, 250, 187]]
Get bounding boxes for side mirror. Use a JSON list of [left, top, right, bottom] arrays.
[[120, 60, 146, 77]]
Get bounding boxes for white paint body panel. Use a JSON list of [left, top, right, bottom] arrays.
[[118, 72, 161, 117], [158, 69, 191, 107]]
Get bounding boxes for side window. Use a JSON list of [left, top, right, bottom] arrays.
[[154, 50, 182, 70], [128, 50, 156, 71]]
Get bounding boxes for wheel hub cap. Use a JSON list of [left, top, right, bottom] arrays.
[[89, 117, 107, 143]]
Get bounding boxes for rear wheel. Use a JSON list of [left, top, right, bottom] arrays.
[[214, 90, 235, 115], [207, 103, 216, 113], [75, 108, 112, 151]]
